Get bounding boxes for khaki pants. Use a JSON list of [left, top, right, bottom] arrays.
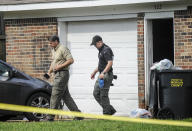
[[93, 72, 116, 115], [49, 70, 80, 119]]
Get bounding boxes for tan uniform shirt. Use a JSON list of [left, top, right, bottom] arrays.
[[51, 44, 73, 71]]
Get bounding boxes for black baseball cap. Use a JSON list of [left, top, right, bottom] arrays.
[[48, 35, 60, 42], [90, 35, 102, 46]]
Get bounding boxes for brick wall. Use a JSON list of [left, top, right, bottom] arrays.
[[175, 8, 192, 69], [137, 14, 145, 108], [5, 18, 57, 78]]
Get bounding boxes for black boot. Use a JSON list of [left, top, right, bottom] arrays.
[[73, 117, 84, 120]]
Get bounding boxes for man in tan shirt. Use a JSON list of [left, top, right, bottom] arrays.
[[46, 35, 82, 121]]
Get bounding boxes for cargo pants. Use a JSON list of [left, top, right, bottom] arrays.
[[93, 72, 116, 115], [48, 70, 80, 119]]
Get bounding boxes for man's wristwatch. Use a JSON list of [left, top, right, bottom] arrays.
[[102, 72, 106, 75]]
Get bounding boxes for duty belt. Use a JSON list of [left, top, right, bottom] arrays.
[[54, 70, 68, 74]]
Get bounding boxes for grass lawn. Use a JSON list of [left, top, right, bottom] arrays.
[[0, 119, 192, 131]]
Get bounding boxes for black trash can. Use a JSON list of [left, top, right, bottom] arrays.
[[149, 69, 192, 119], [148, 70, 159, 117]]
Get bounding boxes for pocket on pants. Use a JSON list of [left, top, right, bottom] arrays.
[[103, 73, 108, 82], [104, 72, 113, 82], [53, 77, 62, 87]]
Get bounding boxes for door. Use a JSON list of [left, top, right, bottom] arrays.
[[0, 62, 9, 103], [0, 63, 21, 105], [67, 19, 138, 115], [145, 18, 174, 106], [152, 19, 174, 63]]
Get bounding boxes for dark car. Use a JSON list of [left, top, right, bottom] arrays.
[[0, 60, 52, 121]]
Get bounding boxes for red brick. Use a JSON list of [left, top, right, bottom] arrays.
[[174, 9, 192, 69], [137, 16, 145, 108], [5, 18, 57, 80]]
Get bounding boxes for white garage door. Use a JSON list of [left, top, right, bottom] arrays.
[[67, 19, 138, 116]]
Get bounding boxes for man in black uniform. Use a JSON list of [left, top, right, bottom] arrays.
[[90, 35, 116, 115]]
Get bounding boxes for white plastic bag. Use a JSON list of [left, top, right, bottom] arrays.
[[150, 59, 173, 70], [130, 108, 152, 118]]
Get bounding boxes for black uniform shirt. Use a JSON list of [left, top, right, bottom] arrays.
[[98, 44, 114, 73]]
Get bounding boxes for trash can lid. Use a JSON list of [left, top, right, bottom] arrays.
[[158, 69, 192, 73]]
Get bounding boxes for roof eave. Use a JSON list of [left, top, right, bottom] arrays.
[[0, 0, 181, 12]]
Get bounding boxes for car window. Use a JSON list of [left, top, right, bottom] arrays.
[[0, 63, 9, 81]]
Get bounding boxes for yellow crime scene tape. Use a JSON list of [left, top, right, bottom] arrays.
[[0, 103, 192, 127]]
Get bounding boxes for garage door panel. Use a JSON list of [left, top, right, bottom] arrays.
[[69, 43, 89, 49], [69, 86, 138, 94], [74, 98, 138, 116], [71, 68, 138, 74], [113, 74, 138, 86], [70, 73, 138, 86], [71, 62, 138, 69], [71, 92, 138, 99], [71, 52, 98, 61], [69, 85, 138, 94], [74, 99, 102, 113], [110, 87, 138, 94], [69, 84, 138, 93], [70, 87, 138, 95], [111, 100, 138, 116], [68, 32, 137, 43], [68, 19, 136, 32], [68, 26, 137, 35], [71, 49, 138, 67], [109, 42, 137, 48], [70, 42, 137, 48]]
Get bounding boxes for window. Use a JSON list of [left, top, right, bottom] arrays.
[[0, 63, 9, 81]]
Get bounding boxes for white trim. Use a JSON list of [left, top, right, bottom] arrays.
[[145, 11, 174, 19], [58, 22, 67, 46], [144, 19, 152, 106], [144, 11, 174, 106], [4, 2, 187, 19], [57, 13, 137, 22], [0, 0, 181, 11]]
